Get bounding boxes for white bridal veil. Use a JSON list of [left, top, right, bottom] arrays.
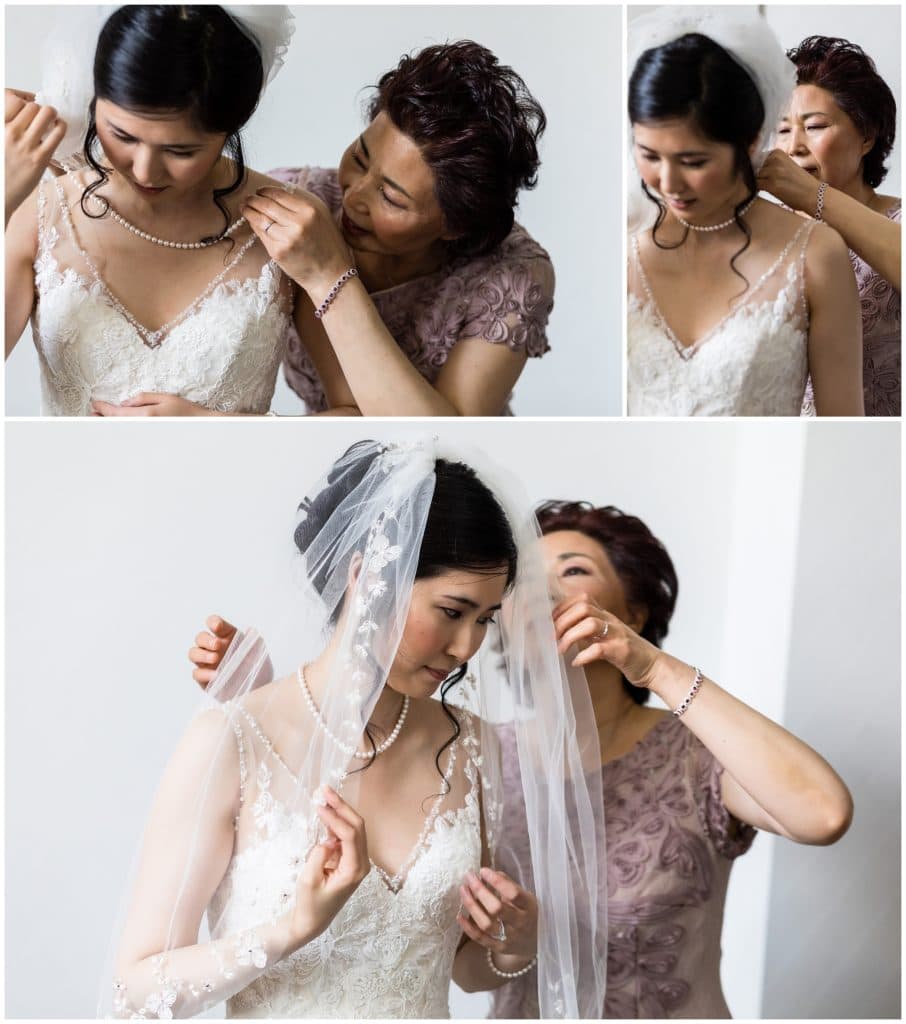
[[99, 439, 607, 1018]]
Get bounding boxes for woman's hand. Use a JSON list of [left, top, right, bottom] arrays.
[[291, 787, 371, 947], [189, 616, 237, 687], [457, 867, 538, 961], [553, 592, 663, 689], [756, 149, 822, 216], [5, 90, 66, 225], [90, 394, 216, 416], [241, 187, 354, 304]]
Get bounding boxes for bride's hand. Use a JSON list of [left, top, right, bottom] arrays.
[[90, 394, 216, 417], [189, 616, 237, 687], [241, 186, 354, 304], [5, 89, 67, 224], [290, 787, 371, 947], [552, 592, 662, 689], [457, 867, 538, 961], [756, 149, 822, 215]]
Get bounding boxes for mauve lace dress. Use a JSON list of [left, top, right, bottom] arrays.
[[492, 715, 756, 1019], [857, 202, 901, 416], [268, 167, 555, 415]]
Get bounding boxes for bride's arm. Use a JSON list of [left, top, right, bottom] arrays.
[[5, 188, 38, 356], [804, 223, 865, 416], [111, 710, 309, 1017]]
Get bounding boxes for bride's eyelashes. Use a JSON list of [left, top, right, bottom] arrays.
[[109, 130, 201, 158], [439, 606, 496, 626]]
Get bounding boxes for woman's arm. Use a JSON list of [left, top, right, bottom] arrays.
[[805, 224, 865, 416], [555, 595, 854, 846], [112, 711, 370, 1018], [759, 150, 901, 290], [5, 187, 38, 355], [246, 187, 532, 416]]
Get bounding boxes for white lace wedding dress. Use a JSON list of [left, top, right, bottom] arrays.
[[31, 171, 293, 416], [627, 220, 816, 416], [111, 703, 482, 1019]]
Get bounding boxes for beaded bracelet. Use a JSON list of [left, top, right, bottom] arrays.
[[815, 181, 828, 222], [314, 267, 359, 320], [672, 666, 703, 717], [486, 947, 537, 980]]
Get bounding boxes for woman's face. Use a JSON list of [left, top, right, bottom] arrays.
[[94, 98, 227, 200], [387, 567, 508, 697], [542, 529, 644, 632], [777, 84, 873, 192], [632, 117, 747, 223], [337, 111, 451, 259]]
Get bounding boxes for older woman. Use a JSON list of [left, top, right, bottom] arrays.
[[760, 36, 900, 416], [191, 500, 853, 1020], [243, 40, 553, 418]]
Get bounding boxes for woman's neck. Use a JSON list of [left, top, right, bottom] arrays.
[[353, 243, 448, 292], [584, 662, 645, 754]]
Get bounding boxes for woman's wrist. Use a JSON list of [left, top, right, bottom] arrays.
[[645, 652, 699, 706], [300, 261, 358, 309], [486, 947, 536, 974]]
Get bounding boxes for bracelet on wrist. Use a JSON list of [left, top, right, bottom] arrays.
[[314, 267, 358, 320], [485, 947, 537, 980], [672, 666, 703, 717], [814, 181, 828, 221]]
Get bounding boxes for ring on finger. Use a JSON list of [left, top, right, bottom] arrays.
[[592, 622, 609, 641], [264, 219, 275, 234], [493, 919, 506, 943]]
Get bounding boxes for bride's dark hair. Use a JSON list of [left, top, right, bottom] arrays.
[[629, 32, 765, 292], [81, 5, 263, 242], [295, 441, 518, 788]]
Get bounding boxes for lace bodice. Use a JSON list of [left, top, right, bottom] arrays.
[[31, 172, 293, 416], [628, 222, 815, 416], [208, 704, 482, 1019]]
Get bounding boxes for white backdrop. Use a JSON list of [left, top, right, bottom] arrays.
[[5, 419, 900, 1018], [4, 4, 622, 416]]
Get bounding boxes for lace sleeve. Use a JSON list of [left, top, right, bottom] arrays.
[[109, 708, 296, 1019], [458, 252, 554, 357]]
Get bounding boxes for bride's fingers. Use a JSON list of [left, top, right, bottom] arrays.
[[456, 911, 501, 950], [465, 872, 505, 920], [206, 615, 237, 640], [478, 867, 524, 907], [188, 645, 220, 667], [192, 666, 216, 687], [459, 883, 495, 933]]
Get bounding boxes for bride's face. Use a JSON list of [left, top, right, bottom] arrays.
[[336, 112, 451, 260], [542, 530, 644, 632], [387, 568, 508, 697], [633, 117, 749, 224], [94, 98, 227, 200]]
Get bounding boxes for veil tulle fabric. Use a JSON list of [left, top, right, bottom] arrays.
[[626, 6, 797, 232], [36, 4, 295, 168], [99, 439, 607, 1018]]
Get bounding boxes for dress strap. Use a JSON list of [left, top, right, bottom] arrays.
[[795, 219, 819, 330], [209, 703, 249, 809]]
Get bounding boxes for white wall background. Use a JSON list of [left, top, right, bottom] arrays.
[[628, 6, 902, 198], [4, 4, 622, 416], [5, 419, 900, 1018]]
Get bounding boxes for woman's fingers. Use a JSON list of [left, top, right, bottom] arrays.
[[456, 911, 500, 950], [459, 882, 496, 932], [557, 615, 611, 654], [191, 666, 216, 687], [242, 193, 290, 224]]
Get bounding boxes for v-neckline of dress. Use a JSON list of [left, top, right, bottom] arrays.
[[51, 175, 262, 350], [631, 222, 810, 360], [234, 704, 465, 897]]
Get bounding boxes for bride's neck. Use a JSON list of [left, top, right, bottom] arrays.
[[100, 157, 236, 223]]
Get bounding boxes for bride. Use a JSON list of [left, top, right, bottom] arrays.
[[626, 8, 864, 416], [5, 6, 306, 417], [104, 440, 606, 1018]]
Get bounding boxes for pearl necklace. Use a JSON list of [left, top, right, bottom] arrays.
[[674, 195, 757, 233], [95, 195, 245, 249], [297, 665, 409, 759]]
